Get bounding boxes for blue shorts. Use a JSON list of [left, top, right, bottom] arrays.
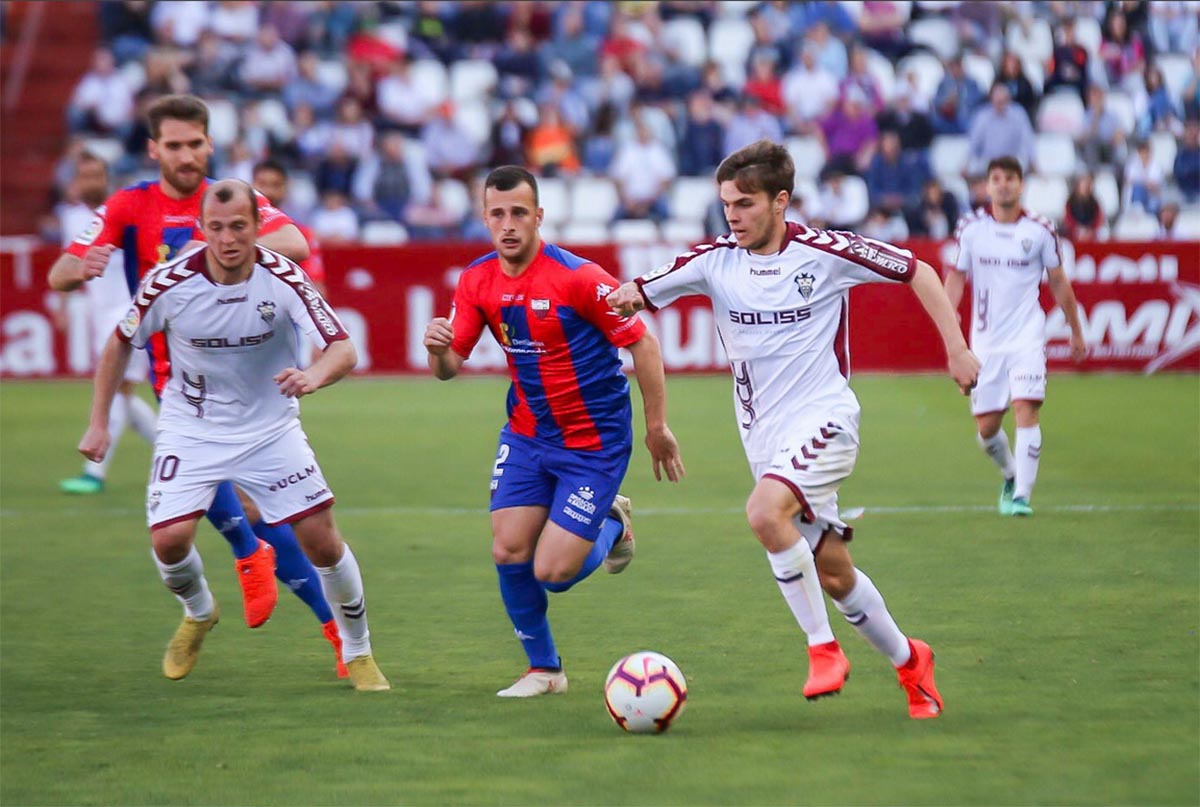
[[489, 430, 631, 542]]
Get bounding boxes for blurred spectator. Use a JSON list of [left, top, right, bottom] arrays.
[[784, 191, 812, 225], [1147, 1, 1199, 56], [789, 1, 857, 37], [1099, 11, 1145, 88], [698, 60, 737, 106], [931, 56, 985, 135], [610, 118, 675, 222], [816, 168, 862, 228], [782, 45, 840, 135], [803, 22, 848, 80], [905, 178, 961, 239], [819, 87, 879, 175], [460, 174, 492, 242], [1062, 174, 1105, 241], [1045, 18, 1090, 101], [309, 190, 360, 243], [421, 102, 481, 182], [239, 24, 297, 97], [541, 3, 600, 78], [1135, 66, 1184, 138], [342, 60, 379, 117], [186, 31, 238, 96], [352, 131, 433, 221], [537, 61, 590, 133], [876, 82, 934, 152], [1175, 118, 1200, 203], [490, 100, 532, 168], [526, 105, 581, 176], [406, 183, 464, 240], [678, 91, 725, 177], [583, 53, 637, 114], [861, 207, 910, 241], [99, 0, 154, 64], [283, 51, 341, 120], [1079, 84, 1129, 170], [260, 1, 317, 50], [304, 2, 358, 57], [968, 83, 1035, 173], [743, 52, 786, 117], [997, 52, 1039, 121], [376, 54, 437, 135], [747, 5, 791, 69], [1156, 201, 1182, 239], [494, 27, 542, 97], [409, 0, 457, 62], [151, 0, 209, 49], [329, 97, 375, 160], [315, 141, 359, 196], [288, 103, 332, 166], [865, 130, 929, 214], [67, 48, 135, 138], [841, 46, 885, 116], [506, 0, 553, 43], [221, 139, 256, 184], [209, 1, 259, 45], [252, 158, 314, 223], [600, 9, 649, 77], [724, 95, 785, 157], [1185, 52, 1200, 121], [856, 1, 912, 61], [967, 172, 988, 210], [451, 0, 508, 50], [1124, 140, 1164, 214]]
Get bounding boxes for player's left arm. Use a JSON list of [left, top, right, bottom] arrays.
[[909, 260, 981, 395], [78, 334, 133, 462], [275, 339, 356, 398], [1046, 267, 1086, 363], [626, 332, 685, 483]]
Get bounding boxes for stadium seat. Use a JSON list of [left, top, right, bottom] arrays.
[[1156, 54, 1192, 103], [1093, 170, 1120, 220], [1175, 207, 1200, 241], [1150, 132, 1178, 178], [409, 59, 449, 107], [866, 49, 897, 103], [206, 98, 239, 149], [898, 51, 945, 104], [315, 60, 349, 95], [454, 99, 492, 149], [793, 177, 820, 213], [1006, 18, 1053, 65], [1021, 174, 1069, 223], [1112, 211, 1158, 240], [375, 22, 408, 52], [360, 221, 409, 245], [907, 17, 960, 62], [1033, 133, 1079, 177], [1105, 90, 1137, 137], [611, 219, 660, 244], [119, 60, 147, 95], [661, 218, 706, 245], [436, 178, 471, 221], [839, 175, 870, 226], [449, 59, 498, 103], [569, 177, 620, 225], [286, 171, 318, 217], [942, 174, 970, 211], [962, 52, 996, 93], [561, 222, 611, 245], [538, 177, 570, 227], [717, 0, 757, 18], [1022, 56, 1045, 93], [82, 137, 124, 167], [669, 177, 718, 223], [662, 16, 707, 68], [254, 98, 292, 142], [708, 17, 754, 86], [930, 135, 970, 179], [787, 136, 827, 180], [1036, 92, 1086, 136], [1073, 16, 1102, 57]]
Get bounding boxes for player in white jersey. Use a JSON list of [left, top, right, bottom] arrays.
[[57, 151, 157, 495], [608, 140, 980, 719], [77, 180, 389, 691], [945, 156, 1085, 517]]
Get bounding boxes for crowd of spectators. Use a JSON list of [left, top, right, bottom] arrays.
[[50, 0, 1200, 245]]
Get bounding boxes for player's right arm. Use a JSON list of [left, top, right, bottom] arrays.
[[424, 317, 466, 379], [608, 241, 717, 315], [426, 272, 486, 380], [910, 260, 979, 395], [943, 216, 974, 320], [78, 333, 133, 462]]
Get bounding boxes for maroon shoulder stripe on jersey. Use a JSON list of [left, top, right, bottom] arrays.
[[791, 224, 915, 282], [1024, 211, 1063, 264], [635, 234, 738, 311], [115, 247, 205, 343], [257, 247, 348, 344]]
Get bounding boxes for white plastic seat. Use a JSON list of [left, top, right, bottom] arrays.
[[787, 136, 827, 181], [1022, 56, 1045, 94], [561, 222, 610, 245], [838, 175, 870, 226], [315, 60, 348, 95], [1150, 132, 1178, 178], [81, 137, 124, 167], [569, 177, 620, 225], [930, 135, 970, 179], [1174, 207, 1200, 241], [707, 18, 754, 87], [1074, 16, 1102, 57], [663, 16, 707, 68], [1112, 211, 1158, 240], [611, 219, 660, 244], [409, 59, 448, 107], [962, 52, 995, 93], [205, 98, 239, 148], [669, 177, 718, 222], [897, 51, 945, 104], [1033, 133, 1078, 177], [360, 220, 409, 245], [453, 99, 492, 149], [449, 59, 497, 103], [1105, 91, 1137, 137], [1036, 92, 1086, 136], [793, 177, 820, 214], [865, 49, 897, 103], [436, 178, 471, 220], [661, 218, 706, 244], [1021, 174, 1069, 223], [907, 17, 960, 62], [254, 98, 292, 141], [538, 177, 570, 226], [1006, 18, 1053, 65], [1156, 54, 1192, 103], [1093, 170, 1120, 220]]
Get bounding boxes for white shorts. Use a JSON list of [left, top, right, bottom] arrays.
[[751, 414, 860, 552], [146, 422, 334, 530], [970, 347, 1046, 416]]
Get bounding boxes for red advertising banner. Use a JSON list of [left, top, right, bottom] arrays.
[[2, 237, 1197, 378]]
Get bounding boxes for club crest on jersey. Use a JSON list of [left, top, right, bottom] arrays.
[[257, 300, 276, 325], [530, 298, 551, 319], [1021, 238, 1034, 254], [118, 306, 141, 338], [795, 273, 816, 301]]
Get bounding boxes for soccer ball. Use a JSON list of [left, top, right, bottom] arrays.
[[603, 651, 688, 734]]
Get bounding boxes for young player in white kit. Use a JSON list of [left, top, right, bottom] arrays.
[[945, 156, 1086, 517], [78, 180, 389, 691], [608, 140, 980, 719]]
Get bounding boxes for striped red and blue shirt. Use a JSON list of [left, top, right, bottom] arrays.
[[450, 242, 646, 452]]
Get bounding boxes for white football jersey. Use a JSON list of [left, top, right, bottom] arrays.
[[953, 207, 1061, 354], [637, 223, 915, 463], [116, 245, 348, 443], [60, 202, 136, 344]]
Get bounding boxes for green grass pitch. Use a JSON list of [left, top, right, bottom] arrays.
[[1, 373, 1197, 806]]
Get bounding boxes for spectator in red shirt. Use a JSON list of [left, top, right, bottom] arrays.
[[743, 52, 785, 117]]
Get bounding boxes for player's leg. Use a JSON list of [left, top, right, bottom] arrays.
[[60, 386, 132, 494], [1009, 349, 1047, 516], [205, 481, 277, 627], [236, 487, 343, 676], [972, 354, 1017, 514]]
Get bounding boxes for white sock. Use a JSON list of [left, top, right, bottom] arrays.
[[126, 393, 158, 443], [83, 395, 129, 480], [976, 430, 1015, 480], [153, 546, 214, 619], [833, 568, 911, 666], [316, 543, 371, 661], [1014, 425, 1042, 500], [767, 540, 835, 646]]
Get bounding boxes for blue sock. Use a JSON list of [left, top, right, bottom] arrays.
[[206, 482, 258, 559], [253, 520, 334, 624], [542, 516, 624, 594], [496, 561, 559, 669]]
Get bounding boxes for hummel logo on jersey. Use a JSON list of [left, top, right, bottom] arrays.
[[795, 272, 815, 300], [257, 300, 276, 324], [148, 490, 162, 511], [750, 267, 781, 276], [217, 295, 248, 305]]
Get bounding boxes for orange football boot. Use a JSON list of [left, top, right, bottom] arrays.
[[804, 640, 850, 700], [323, 619, 349, 678], [896, 638, 943, 719], [234, 540, 277, 628]]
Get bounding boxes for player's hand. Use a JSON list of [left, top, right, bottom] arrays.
[[606, 283, 646, 317], [646, 425, 685, 483], [948, 345, 981, 396], [78, 425, 111, 463], [424, 317, 454, 356], [82, 245, 115, 281], [1069, 332, 1087, 363], [274, 367, 318, 398]]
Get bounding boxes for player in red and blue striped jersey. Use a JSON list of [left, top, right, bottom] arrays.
[[424, 166, 685, 697]]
